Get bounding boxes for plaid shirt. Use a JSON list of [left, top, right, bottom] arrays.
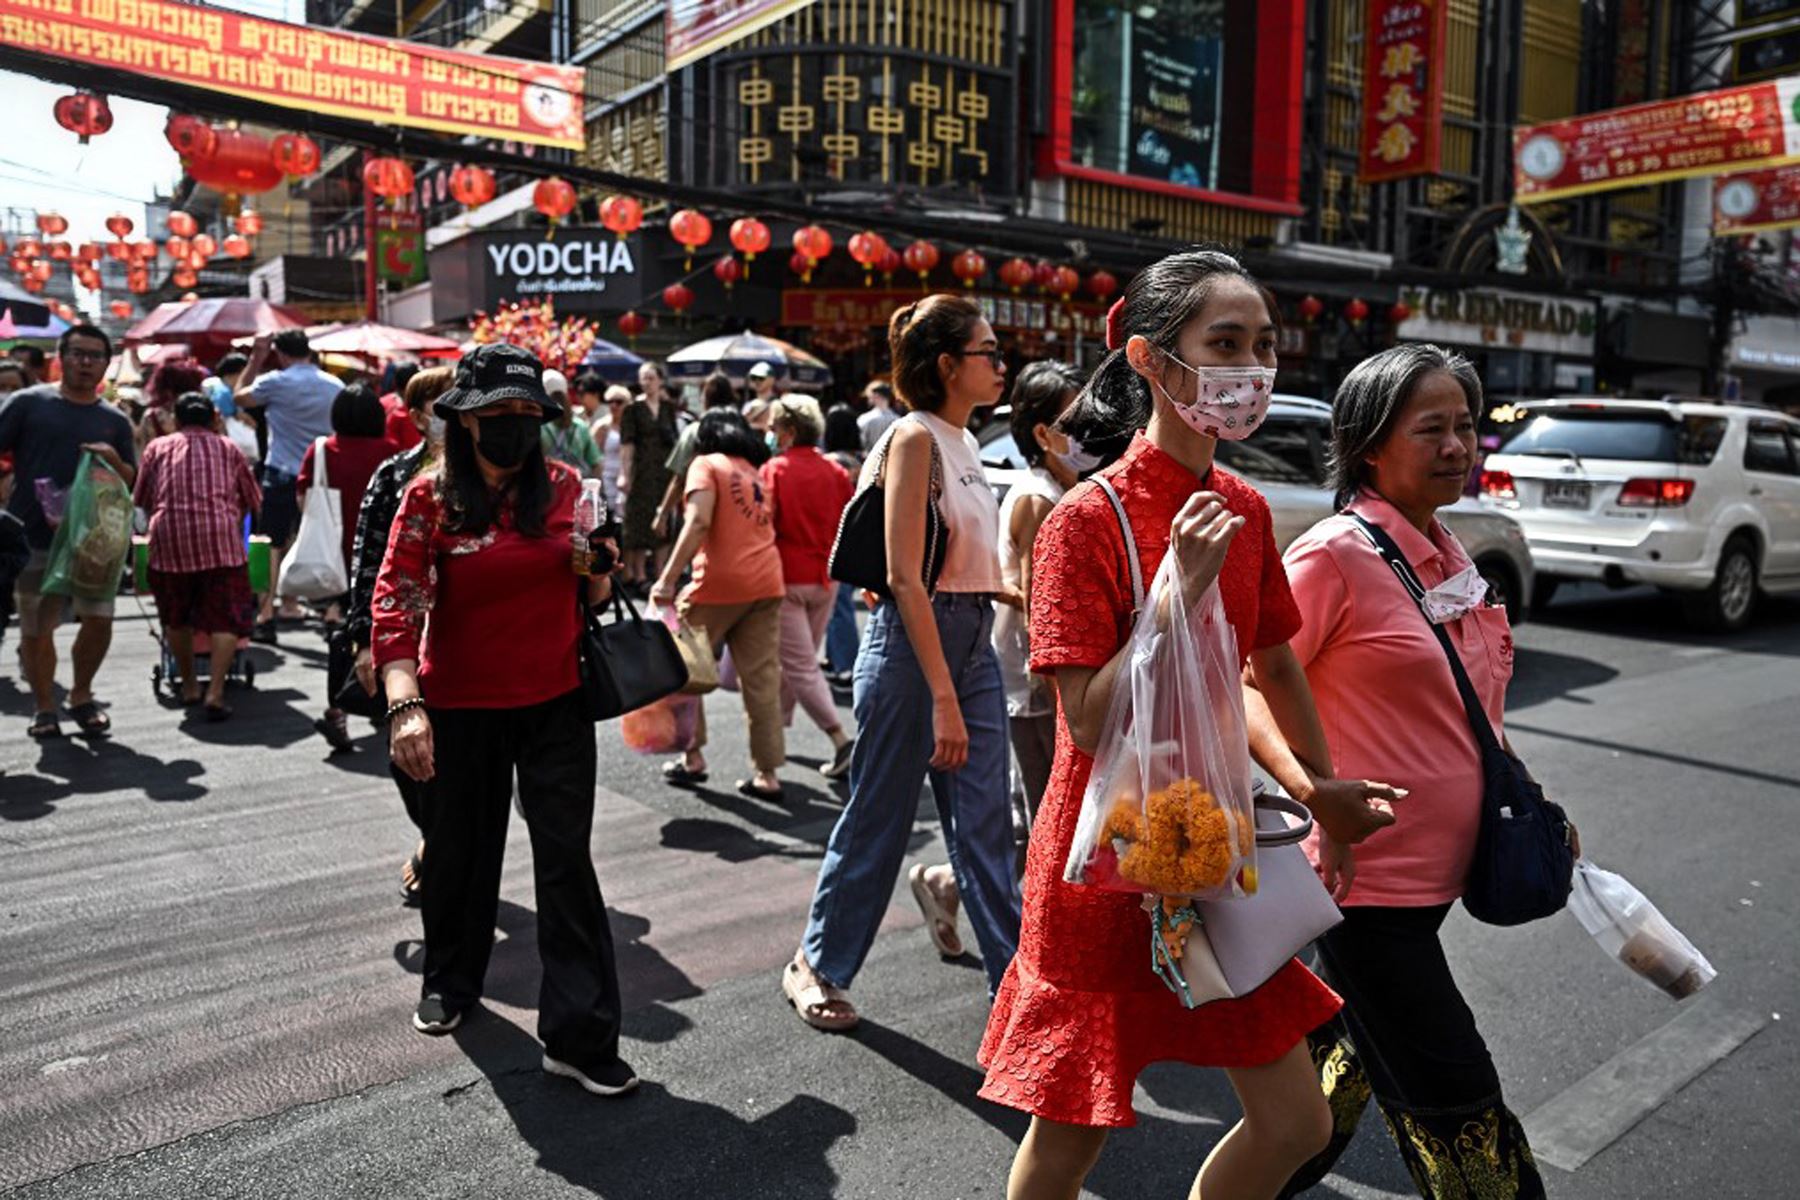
[[132, 429, 262, 573]]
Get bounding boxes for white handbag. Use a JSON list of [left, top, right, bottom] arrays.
[[1094, 477, 1343, 1009], [277, 436, 349, 600]]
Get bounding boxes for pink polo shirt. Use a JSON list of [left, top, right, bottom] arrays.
[[1284, 491, 1514, 906]]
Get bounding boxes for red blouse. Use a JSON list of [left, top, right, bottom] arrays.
[[371, 462, 583, 710], [978, 433, 1340, 1128]]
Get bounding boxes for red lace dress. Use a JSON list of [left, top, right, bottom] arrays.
[[978, 434, 1342, 1128]]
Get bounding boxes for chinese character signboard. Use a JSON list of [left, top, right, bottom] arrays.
[[1359, 0, 1447, 185], [1713, 163, 1800, 235], [1514, 77, 1800, 204], [0, 0, 585, 149], [666, 0, 816, 72]]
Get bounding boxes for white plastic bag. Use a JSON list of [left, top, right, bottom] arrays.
[[1063, 548, 1257, 900], [277, 437, 348, 600], [1568, 859, 1716, 1000]]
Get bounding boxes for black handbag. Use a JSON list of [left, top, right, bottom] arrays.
[[828, 416, 949, 598], [329, 626, 386, 720], [578, 583, 688, 721], [1349, 514, 1574, 926]]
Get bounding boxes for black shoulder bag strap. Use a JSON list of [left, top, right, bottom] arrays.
[[1345, 513, 1503, 757]]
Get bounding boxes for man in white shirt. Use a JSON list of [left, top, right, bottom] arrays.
[[856, 379, 901, 451]]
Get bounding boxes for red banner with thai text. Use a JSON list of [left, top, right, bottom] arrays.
[[1713, 163, 1800, 235], [1359, 0, 1447, 185], [0, 0, 586, 149], [1515, 77, 1800, 204]]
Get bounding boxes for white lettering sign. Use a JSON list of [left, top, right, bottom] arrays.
[[484, 233, 636, 298]]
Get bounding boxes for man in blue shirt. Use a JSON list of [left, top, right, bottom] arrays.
[[235, 329, 340, 640]]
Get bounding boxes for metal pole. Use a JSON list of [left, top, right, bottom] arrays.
[[363, 149, 378, 321]]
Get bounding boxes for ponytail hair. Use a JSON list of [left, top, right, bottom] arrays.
[[889, 293, 985, 414], [1058, 248, 1278, 469]]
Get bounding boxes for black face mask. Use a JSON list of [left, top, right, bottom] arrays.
[[473, 412, 540, 468]]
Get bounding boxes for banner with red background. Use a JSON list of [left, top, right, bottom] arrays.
[[1514, 77, 1800, 204], [1359, 0, 1448, 185], [1713, 163, 1800, 235], [0, 0, 586, 149], [666, 0, 815, 73]]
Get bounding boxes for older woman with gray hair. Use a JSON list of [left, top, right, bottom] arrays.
[[1263, 343, 1579, 1199]]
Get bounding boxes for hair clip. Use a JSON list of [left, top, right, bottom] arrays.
[[1105, 298, 1127, 350]]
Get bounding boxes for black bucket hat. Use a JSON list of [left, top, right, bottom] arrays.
[[434, 343, 563, 419]]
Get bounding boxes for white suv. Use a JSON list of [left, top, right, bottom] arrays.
[[1478, 398, 1800, 631]]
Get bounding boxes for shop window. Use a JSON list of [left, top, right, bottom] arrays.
[[1071, 0, 1227, 189]]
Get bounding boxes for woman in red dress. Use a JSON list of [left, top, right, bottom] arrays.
[[979, 250, 1402, 1199]]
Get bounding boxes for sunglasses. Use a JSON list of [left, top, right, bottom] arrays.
[[950, 348, 1006, 369]]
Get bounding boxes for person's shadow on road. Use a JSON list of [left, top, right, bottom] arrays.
[[450, 1010, 857, 1198], [2, 737, 207, 820]]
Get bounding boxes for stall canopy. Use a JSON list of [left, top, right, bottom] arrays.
[[305, 321, 463, 363], [665, 331, 832, 388], [580, 337, 646, 384], [125, 298, 307, 363], [0, 278, 62, 339]]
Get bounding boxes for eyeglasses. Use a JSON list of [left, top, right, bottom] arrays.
[[950, 348, 1006, 369], [63, 349, 108, 364]]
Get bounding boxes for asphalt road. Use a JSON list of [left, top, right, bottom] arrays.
[[1, 582, 1795, 1199]]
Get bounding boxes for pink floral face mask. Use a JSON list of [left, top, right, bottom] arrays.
[[1150, 348, 1276, 442]]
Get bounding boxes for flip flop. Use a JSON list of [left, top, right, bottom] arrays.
[[400, 851, 424, 907], [27, 711, 63, 740], [781, 959, 859, 1032], [737, 779, 785, 802], [908, 863, 965, 959], [65, 701, 110, 735], [662, 759, 708, 786]]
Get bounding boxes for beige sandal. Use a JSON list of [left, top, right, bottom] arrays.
[[908, 863, 964, 958], [782, 958, 859, 1032]]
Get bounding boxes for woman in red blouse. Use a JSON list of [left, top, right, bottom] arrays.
[[372, 344, 636, 1098], [979, 251, 1401, 1198]]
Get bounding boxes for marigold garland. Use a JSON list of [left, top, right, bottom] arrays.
[[1100, 778, 1247, 895]]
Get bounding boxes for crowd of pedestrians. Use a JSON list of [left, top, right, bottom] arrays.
[[0, 250, 1575, 1198]]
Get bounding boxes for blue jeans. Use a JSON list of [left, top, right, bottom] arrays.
[[825, 582, 860, 673], [803, 592, 1020, 996]]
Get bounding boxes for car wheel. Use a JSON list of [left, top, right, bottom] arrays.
[[1681, 536, 1759, 633], [1475, 556, 1523, 625], [1529, 576, 1560, 613]]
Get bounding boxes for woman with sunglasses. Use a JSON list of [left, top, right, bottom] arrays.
[[784, 293, 1023, 1031]]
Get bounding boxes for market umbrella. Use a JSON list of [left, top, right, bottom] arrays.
[[664, 331, 832, 389], [580, 336, 645, 384], [0, 279, 57, 334], [124, 297, 307, 363], [305, 320, 463, 362]]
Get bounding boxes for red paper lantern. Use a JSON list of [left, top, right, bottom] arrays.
[[662, 283, 695, 313], [167, 211, 199, 239], [127, 275, 150, 294], [952, 249, 987, 288], [184, 250, 209, 272], [847, 231, 887, 285], [903, 239, 940, 284], [47, 241, 72, 262], [172, 267, 199, 288], [164, 115, 216, 162], [1087, 269, 1119, 302], [165, 236, 191, 260], [1050, 266, 1080, 300], [55, 92, 112, 143], [36, 212, 68, 237], [1388, 300, 1412, 324], [234, 210, 264, 237], [77, 242, 103, 263], [75, 267, 101, 289], [600, 195, 643, 238], [793, 224, 833, 274], [29, 260, 53, 282], [997, 257, 1033, 293], [729, 217, 772, 262], [669, 209, 713, 267], [15, 238, 41, 260], [271, 133, 321, 178], [106, 241, 132, 261], [532, 177, 577, 227], [22, 276, 44, 294], [109, 300, 133, 319], [188, 129, 284, 196], [364, 156, 416, 200], [1297, 294, 1324, 323], [448, 165, 496, 210], [223, 234, 253, 259], [1344, 297, 1369, 324], [130, 239, 158, 261], [105, 213, 134, 241], [876, 244, 902, 282], [1032, 260, 1056, 291], [712, 254, 743, 290], [617, 310, 648, 340], [6, 255, 24, 275], [190, 233, 218, 259], [788, 250, 813, 279]]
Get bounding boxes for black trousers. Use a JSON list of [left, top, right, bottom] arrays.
[[420, 688, 623, 1068], [1280, 904, 1544, 1200]]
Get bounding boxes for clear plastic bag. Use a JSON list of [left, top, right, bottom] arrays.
[[1064, 548, 1257, 900], [1568, 859, 1716, 1001]]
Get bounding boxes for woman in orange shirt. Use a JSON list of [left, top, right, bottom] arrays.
[[652, 408, 787, 800]]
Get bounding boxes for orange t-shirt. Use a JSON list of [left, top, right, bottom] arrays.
[[681, 452, 784, 606]]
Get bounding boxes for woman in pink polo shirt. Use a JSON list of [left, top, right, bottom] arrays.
[[1267, 344, 1577, 1199]]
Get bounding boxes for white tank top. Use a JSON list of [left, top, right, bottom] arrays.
[[909, 411, 1003, 594], [993, 467, 1065, 715]]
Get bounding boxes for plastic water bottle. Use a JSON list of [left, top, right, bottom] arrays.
[[573, 478, 604, 575]]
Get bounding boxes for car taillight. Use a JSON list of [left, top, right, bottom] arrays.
[[1480, 469, 1516, 499], [1617, 477, 1695, 507]]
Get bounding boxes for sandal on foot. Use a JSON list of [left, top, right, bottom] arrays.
[[662, 759, 708, 786], [27, 711, 63, 740], [781, 959, 858, 1032], [400, 851, 424, 907], [204, 703, 232, 723], [908, 863, 965, 958], [737, 778, 785, 802], [65, 701, 110, 735]]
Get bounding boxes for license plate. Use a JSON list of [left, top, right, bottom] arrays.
[[1543, 480, 1590, 509]]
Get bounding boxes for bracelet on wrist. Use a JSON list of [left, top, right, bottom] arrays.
[[385, 696, 426, 723]]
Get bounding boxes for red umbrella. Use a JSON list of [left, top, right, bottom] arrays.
[[304, 320, 462, 361], [124, 297, 306, 362]]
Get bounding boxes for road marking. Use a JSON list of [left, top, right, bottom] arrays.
[[1522, 995, 1767, 1172]]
